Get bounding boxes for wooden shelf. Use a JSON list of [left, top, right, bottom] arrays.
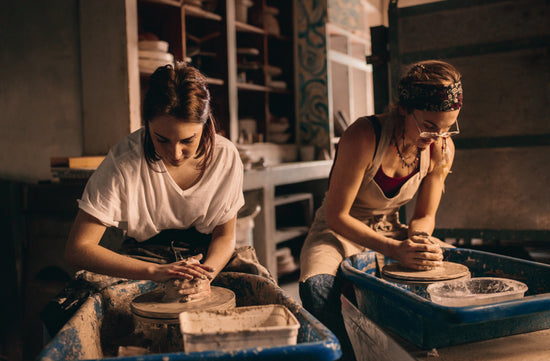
[[140, 71, 224, 88], [237, 82, 271, 92], [236, 22, 265, 35], [183, 4, 222, 21], [326, 22, 370, 45], [274, 193, 313, 207], [275, 226, 310, 244], [237, 82, 291, 94], [139, 0, 180, 7], [206, 77, 224, 86], [328, 49, 371, 71]]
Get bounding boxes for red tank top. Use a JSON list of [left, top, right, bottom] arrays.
[[374, 166, 419, 198]]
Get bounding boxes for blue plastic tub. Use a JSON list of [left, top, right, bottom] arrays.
[[340, 248, 550, 349], [37, 272, 341, 361]]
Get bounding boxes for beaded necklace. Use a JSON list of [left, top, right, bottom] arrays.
[[392, 134, 420, 169]]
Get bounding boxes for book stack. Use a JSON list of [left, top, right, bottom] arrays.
[[50, 156, 105, 182]]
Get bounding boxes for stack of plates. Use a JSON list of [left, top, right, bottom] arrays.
[[138, 40, 174, 74], [265, 64, 286, 89], [267, 115, 290, 144]]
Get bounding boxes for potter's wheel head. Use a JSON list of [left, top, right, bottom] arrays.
[[382, 261, 470, 284], [130, 286, 236, 320]]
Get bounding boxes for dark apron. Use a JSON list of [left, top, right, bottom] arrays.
[[119, 228, 211, 264], [119, 227, 275, 282]]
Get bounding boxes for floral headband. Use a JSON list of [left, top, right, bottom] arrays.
[[398, 81, 463, 112]]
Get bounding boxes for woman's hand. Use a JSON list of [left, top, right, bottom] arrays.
[[392, 237, 443, 270], [151, 254, 215, 283], [164, 277, 212, 301], [156, 254, 216, 301]]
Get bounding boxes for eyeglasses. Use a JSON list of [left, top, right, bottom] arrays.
[[412, 112, 460, 139]]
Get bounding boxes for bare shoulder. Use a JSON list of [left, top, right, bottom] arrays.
[[340, 116, 377, 150], [337, 115, 380, 168]]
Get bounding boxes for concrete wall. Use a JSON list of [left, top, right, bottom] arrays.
[[396, 0, 550, 232], [0, 1, 83, 182]]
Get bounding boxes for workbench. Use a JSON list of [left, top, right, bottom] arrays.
[[243, 160, 332, 279], [342, 295, 550, 361]]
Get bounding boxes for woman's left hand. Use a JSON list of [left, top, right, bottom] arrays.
[[162, 254, 215, 301], [393, 236, 443, 270], [168, 277, 212, 300], [166, 254, 215, 280]]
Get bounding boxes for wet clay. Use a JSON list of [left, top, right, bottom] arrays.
[[161, 278, 211, 303], [131, 286, 236, 319], [382, 261, 470, 283]]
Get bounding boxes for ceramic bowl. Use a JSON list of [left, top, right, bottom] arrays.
[[427, 277, 527, 307]]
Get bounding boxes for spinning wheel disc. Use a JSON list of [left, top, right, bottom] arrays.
[[381, 261, 470, 283], [131, 286, 236, 320]]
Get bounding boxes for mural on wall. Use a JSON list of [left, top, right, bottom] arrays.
[[296, 0, 330, 153], [328, 0, 366, 32], [296, 0, 368, 155]]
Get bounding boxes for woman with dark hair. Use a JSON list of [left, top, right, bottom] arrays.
[[65, 63, 267, 300], [299, 60, 463, 360]]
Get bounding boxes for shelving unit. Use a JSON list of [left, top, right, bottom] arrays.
[[243, 161, 332, 278], [235, 0, 295, 145], [134, 0, 296, 143], [273, 192, 313, 244], [273, 190, 313, 279], [326, 22, 374, 151]]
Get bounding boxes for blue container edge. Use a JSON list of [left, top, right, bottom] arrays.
[[340, 248, 550, 324]]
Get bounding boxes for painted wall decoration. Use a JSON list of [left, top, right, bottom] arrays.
[[328, 0, 366, 32], [296, 0, 331, 153]]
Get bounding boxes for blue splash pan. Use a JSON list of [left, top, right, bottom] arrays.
[[340, 248, 550, 349], [37, 272, 341, 361]]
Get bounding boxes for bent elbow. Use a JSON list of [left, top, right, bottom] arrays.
[[64, 241, 86, 269], [325, 210, 344, 234], [64, 243, 77, 268]]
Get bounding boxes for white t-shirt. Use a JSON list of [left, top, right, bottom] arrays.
[[78, 128, 245, 241]]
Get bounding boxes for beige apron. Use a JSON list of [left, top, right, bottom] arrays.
[[299, 116, 431, 282]]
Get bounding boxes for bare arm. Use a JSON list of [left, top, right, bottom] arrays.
[[325, 118, 399, 255], [65, 209, 213, 282], [202, 215, 237, 278]]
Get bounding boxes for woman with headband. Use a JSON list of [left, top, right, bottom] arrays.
[[299, 60, 463, 360]]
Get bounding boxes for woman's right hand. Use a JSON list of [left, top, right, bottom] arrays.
[[150, 254, 215, 283], [392, 237, 443, 270]]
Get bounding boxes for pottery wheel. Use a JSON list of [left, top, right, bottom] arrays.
[[131, 286, 236, 320], [382, 261, 470, 283]]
